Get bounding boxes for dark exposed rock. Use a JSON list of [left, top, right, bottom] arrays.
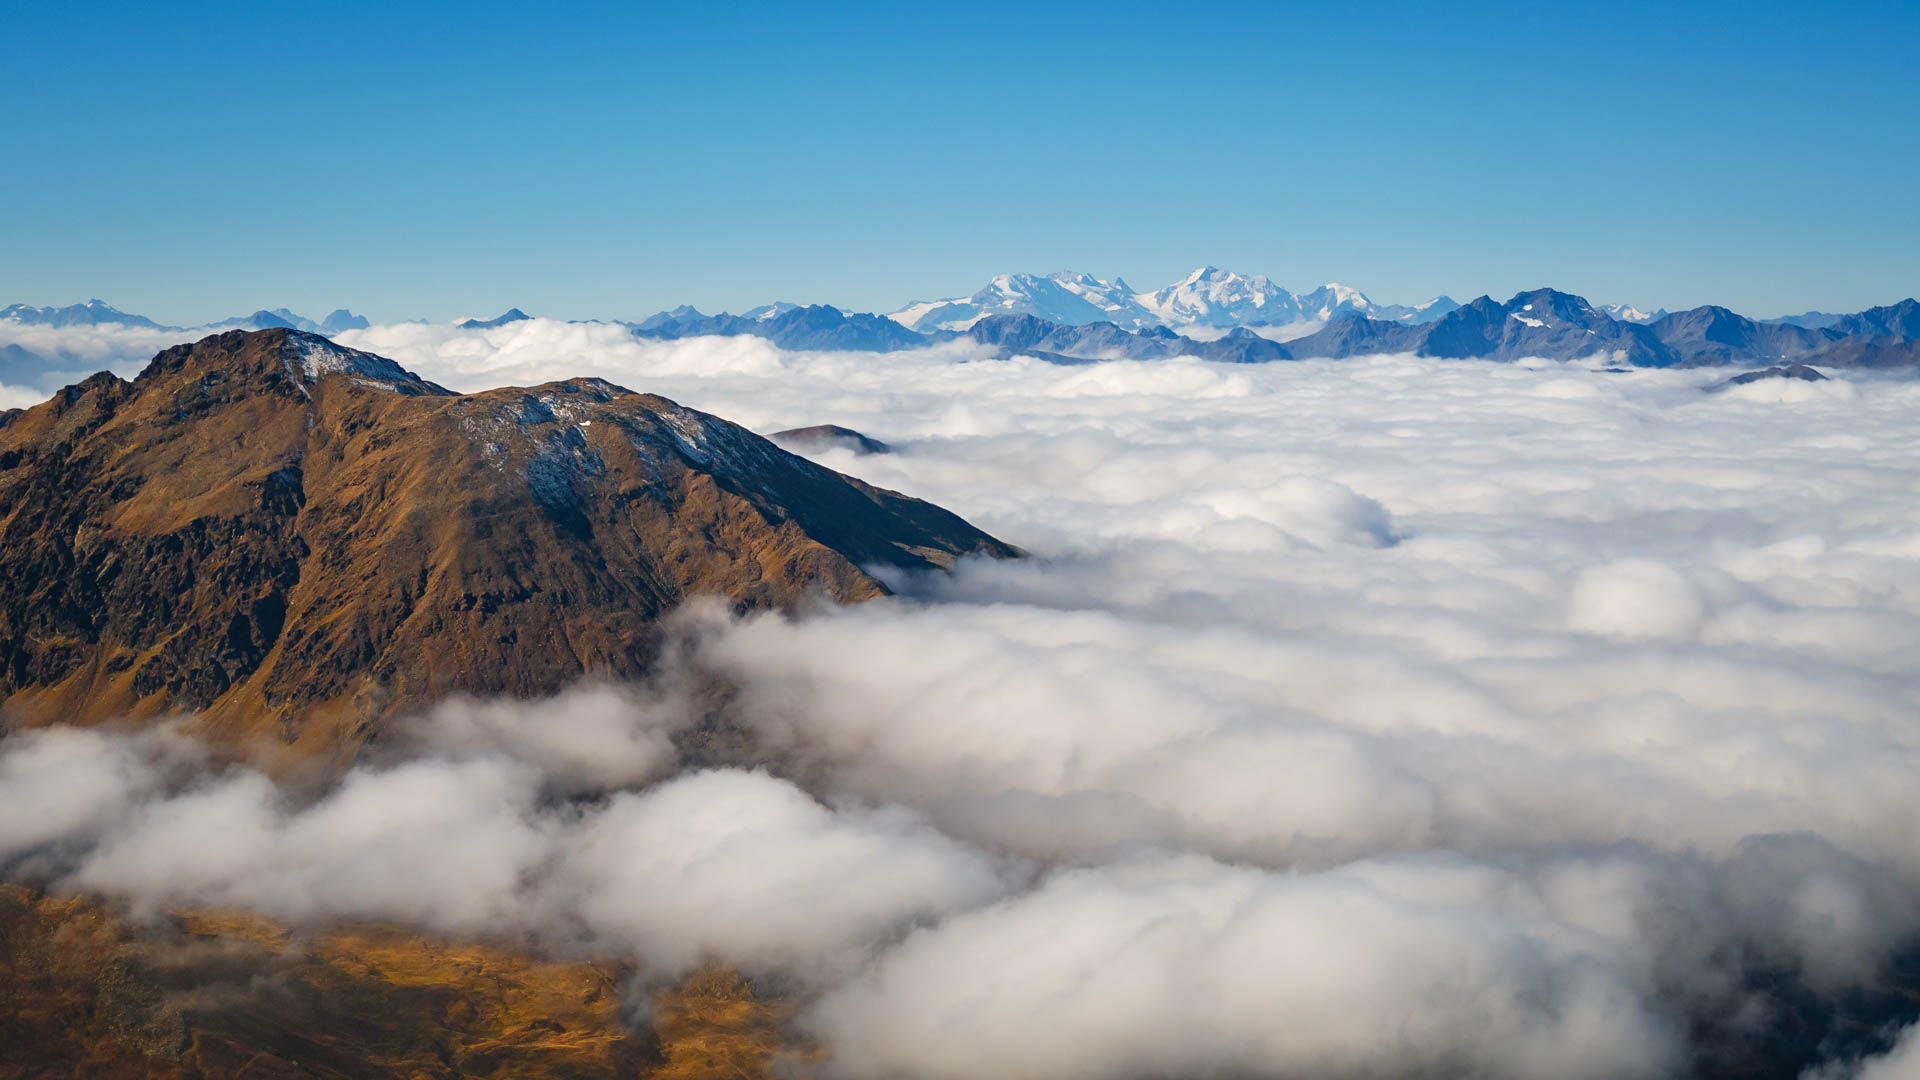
[[1710, 364, 1830, 390]]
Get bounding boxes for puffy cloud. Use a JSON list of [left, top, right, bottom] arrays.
[[0, 382, 51, 409], [72, 755, 553, 934], [0, 321, 207, 389], [11, 730, 1009, 979], [402, 683, 686, 794], [0, 726, 192, 864], [810, 854, 1683, 1080], [562, 769, 1006, 978], [1567, 558, 1709, 640]]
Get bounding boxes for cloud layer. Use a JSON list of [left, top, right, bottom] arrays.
[[7, 317, 1920, 1077]]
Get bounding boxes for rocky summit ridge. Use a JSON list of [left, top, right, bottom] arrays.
[[0, 329, 1013, 761]]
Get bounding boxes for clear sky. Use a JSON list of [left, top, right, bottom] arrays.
[[4, 0, 1917, 323]]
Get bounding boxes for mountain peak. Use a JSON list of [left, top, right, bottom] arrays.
[[1140, 268, 1297, 328], [1, 299, 166, 329], [457, 308, 532, 330], [740, 301, 800, 321], [138, 328, 450, 399], [280, 330, 451, 392], [1503, 288, 1597, 321], [0, 329, 1013, 755], [319, 308, 371, 333], [1602, 303, 1667, 324]]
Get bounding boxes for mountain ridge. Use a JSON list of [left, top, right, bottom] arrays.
[[883, 267, 1436, 333], [10, 290, 1920, 376], [0, 329, 1013, 761]]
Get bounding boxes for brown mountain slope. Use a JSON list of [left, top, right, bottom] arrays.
[[0, 329, 1013, 759]]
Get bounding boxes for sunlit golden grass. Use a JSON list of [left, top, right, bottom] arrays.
[[651, 965, 805, 1080], [0, 885, 800, 1079]]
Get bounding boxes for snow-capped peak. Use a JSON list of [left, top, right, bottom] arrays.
[[1137, 267, 1299, 328], [1318, 283, 1369, 307], [888, 271, 1159, 331], [887, 267, 1427, 332], [1294, 282, 1376, 321], [1601, 303, 1665, 323], [740, 301, 800, 321]]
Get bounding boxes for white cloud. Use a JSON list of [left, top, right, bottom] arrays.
[[810, 853, 1682, 1080], [1567, 558, 1709, 640], [562, 768, 1006, 978], [402, 683, 686, 794], [0, 321, 207, 390]]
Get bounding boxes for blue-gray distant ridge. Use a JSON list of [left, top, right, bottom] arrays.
[[457, 308, 532, 330]]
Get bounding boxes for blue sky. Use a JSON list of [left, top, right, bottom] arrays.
[[3, 0, 1916, 323]]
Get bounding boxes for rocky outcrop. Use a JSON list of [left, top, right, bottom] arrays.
[[1710, 364, 1829, 390]]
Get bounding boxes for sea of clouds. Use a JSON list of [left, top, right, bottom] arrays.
[[0, 320, 202, 405], [6, 317, 1920, 1078]]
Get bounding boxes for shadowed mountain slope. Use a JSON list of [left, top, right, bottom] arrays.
[[1289, 290, 1679, 366], [630, 304, 928, 352], [963, 313, 1292, 363], [0, 329, 1013, 759]]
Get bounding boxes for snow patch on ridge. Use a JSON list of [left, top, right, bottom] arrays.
[[282, 331, 442, 394]]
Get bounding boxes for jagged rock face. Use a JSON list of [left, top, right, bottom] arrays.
[[0, 329, 1014, 758]]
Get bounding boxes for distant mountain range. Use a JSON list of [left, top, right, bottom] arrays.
[[626, 304, 930, 352], [0, 299, 170, 329], [7, 280, 1920, 382], [882, 268, 1461, 333], [960, 313, 1290, 364], [616, 290, 1920, 370], [1283, 291, 1920, 368], [1, 299, 369, 335]]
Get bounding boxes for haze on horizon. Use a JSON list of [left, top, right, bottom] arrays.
[[2, 0, 1917, 323]]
